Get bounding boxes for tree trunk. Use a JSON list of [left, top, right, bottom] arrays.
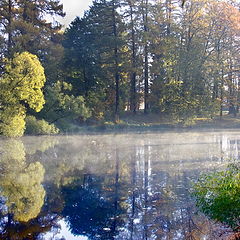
[[83, 66, 88, 97], [112, 1, 120, 122], [143, 0, 149, 114], [130, 3, 137, 113], [228, 59, 236, 117], [7, 0, 13, 56], [220, 69, 224, 118]]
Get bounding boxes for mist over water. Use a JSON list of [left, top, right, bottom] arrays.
[[0, 130, 240, 239]]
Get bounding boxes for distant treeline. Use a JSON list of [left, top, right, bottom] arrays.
[[0, 0, 240, 136]]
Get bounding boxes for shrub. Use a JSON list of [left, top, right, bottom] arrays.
[[25, 116, 59, 135], [192, 163, 240, 231]]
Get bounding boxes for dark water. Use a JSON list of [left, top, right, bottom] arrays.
[[0, 130, 239, 240]]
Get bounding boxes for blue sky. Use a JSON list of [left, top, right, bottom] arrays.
[[60, 0, 93, 26]]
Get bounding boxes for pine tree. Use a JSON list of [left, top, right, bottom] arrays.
[[142, 0, 150, 114], [0, 0, 64, 56], [64, 0, 127, 121], [123, 0, 140, 113]]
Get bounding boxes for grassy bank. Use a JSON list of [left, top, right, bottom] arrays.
[[61, 113, 240, 134]]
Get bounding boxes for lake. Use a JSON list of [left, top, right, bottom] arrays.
[[0, 130, 239, 240]]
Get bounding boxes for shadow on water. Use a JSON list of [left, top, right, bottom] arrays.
[[0, 131, 240, 239]]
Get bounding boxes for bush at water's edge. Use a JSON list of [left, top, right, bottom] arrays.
[[192, 163, 240, 233], [25, 116, 59, 135]]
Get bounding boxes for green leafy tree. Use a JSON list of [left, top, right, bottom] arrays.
[[0, 0, 65, 95], [25, 116, 59, 135], [38, 81, 91, 130], [149, 0, 227, 120]]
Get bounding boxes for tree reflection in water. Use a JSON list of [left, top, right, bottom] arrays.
[[0, 138, 60, 240], [0, 140, 45, 222], [62, 178, 121, 239], [0, 133, 239, 239]]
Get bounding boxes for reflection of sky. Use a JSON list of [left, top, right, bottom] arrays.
[[44, 220, 88, 240]]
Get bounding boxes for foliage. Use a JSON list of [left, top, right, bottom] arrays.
[[192, 163, 240, 230], [85, 91, 106, 121], [25, 116, 59, 135], [0, 0, 64, 57], [151, 78, 219, 123], [61, 0, 240, 121], [0, 0, 65, 129], [3, 52, 45, 111], [38, 81, 91, 130], [0, 106, 26, 137], [1, 0, 240, 131], [0, 52, 46, 137], [63, 0, 127, 119]]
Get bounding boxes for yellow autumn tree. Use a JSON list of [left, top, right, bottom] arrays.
[[0, 52, 46, 137]]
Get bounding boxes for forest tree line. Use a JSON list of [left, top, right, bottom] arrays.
[[0, 0, 240, 136]]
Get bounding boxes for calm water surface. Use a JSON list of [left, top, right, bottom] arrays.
[[0, 130, 240, 240]]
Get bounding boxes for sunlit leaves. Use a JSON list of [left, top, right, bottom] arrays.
[[0, 52, 46, 137], [25, 116, 59, 135], [0, 105, 26, 137], [4, 52, 46, 112]]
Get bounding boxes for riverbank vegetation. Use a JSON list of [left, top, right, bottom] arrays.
[[192, 163, 240, 238], [0, 0, 240, 136]]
